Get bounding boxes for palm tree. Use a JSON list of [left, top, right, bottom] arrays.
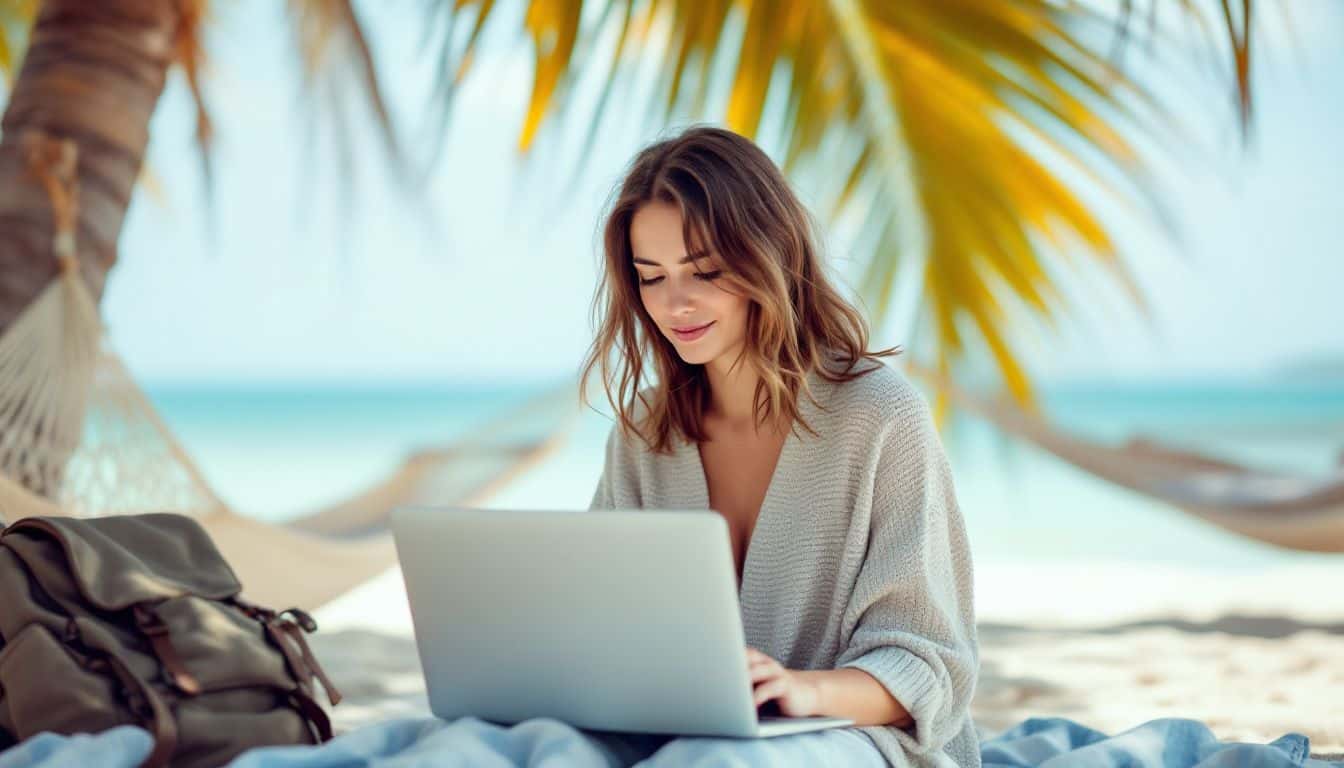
[[0, 0, 1260, 480]]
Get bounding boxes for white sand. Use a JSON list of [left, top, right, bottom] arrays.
[[310, 558, 1344, 756], [970, 562, 1344, 753]]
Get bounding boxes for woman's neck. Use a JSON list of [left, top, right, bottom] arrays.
[[704, 354, 765, 431]]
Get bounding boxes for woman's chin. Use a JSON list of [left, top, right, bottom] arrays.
[[672, 344, 718, 365], [676, 351, 713, 365]]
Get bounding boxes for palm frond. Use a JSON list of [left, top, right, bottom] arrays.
[[873, 1, 1162, 405], [419, 0, 499, 177], [173, 0, 215, 211], [393, 0, 1258, 414], [1104, 0, 1255, 137], [0, 0, 37, 86], [285, 0, 414, 190], [3, 0, 1271, 416], [520, 1, 584, 150]]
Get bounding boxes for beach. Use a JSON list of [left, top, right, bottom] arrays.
[[1, 0, 1338, 762], [156, 381, 1344, 756], [970, 562, 1344, 751], [309, 559, 1344, 754]]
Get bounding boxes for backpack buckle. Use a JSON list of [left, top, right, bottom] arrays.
[[280, 608, 318, 633], [133, 606, 170, 636], [133, 604, 202, 696]]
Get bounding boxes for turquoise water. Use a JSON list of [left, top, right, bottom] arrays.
[[145, 380, 1344, 570]]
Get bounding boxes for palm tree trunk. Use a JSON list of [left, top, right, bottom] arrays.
[[0, 0, 181, 334]]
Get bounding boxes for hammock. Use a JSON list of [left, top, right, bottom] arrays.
[[902, 362, 1344, 554], [0, 132, 579, 609]]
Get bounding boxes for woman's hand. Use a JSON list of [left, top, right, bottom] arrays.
[[746, 647, 821, 717]]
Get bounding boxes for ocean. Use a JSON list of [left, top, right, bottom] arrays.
[[144, 379, 1344, 570]]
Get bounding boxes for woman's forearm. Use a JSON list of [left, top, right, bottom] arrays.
[[797, 668, 914, 729]]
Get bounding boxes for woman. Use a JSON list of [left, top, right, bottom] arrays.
[[580, 125, 980, 768]]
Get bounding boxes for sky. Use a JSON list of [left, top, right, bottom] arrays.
[[98, 0, 1344, 386]]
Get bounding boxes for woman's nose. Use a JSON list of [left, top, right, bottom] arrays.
[[663, 279, 697, 315]]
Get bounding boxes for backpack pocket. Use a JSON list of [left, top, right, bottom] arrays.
[[151, 595, 296, 692], [0, 622, 132, 739], [172, 689, 318, 767]]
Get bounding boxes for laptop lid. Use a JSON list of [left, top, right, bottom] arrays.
[[390, 507, 765, 737]]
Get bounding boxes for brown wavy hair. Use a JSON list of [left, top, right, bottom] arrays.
[[579, 125, 902, 454]]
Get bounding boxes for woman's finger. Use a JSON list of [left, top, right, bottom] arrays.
[[753, 677, 787, 707], [749, 664, 780, 684]]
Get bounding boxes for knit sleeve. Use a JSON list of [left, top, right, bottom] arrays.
[[589, 465, 614, 510], [834, 380, 979, 754], [588, 422, 640, 511]]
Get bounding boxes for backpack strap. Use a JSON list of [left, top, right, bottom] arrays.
[[132, 603, 202, 696], [60, 618, 177, 767], [289, 687, 334, 743], [231, 597, 343, 706], [101, 647, 178, 768], [276, 619, 342, 706]]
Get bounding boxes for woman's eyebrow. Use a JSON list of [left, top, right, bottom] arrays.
[[632, 249, 712, 266]]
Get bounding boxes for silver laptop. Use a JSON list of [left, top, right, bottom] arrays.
[[390, 507, 854, 738]]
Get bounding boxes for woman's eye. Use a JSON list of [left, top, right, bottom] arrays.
[[637, 270, 720, 286]]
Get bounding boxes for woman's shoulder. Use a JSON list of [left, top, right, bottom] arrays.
[[819, 358, 932, 430]]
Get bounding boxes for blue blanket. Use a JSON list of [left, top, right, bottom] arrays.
[[1, 716, 1338, 768]]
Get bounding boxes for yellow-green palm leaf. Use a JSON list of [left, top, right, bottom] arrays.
[[0, 0, 36, 83], [304, 0, 1256, 418], [1, 0, 1263, 421]]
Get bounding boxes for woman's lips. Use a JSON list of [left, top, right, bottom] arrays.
[[672, 321, 714, 341]]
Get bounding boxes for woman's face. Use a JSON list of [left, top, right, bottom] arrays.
[[629, 200, 749, 368]]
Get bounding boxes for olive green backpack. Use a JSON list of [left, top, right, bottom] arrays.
[[0, 513, 342, 767]]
